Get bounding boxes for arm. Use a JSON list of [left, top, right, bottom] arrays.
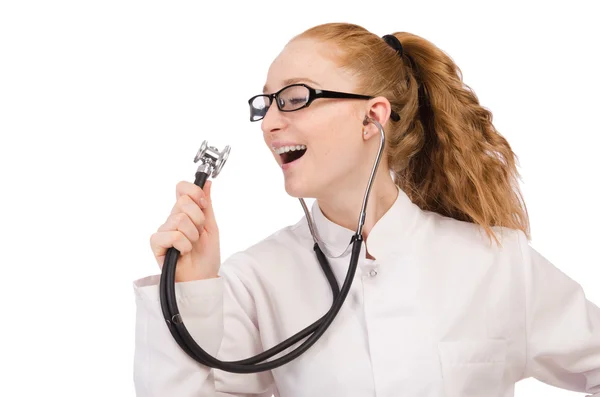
[[521, 239, 600, 396], [133, 254, 276, 397]]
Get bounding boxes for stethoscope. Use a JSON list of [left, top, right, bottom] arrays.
[[159, 116, 386, 373]]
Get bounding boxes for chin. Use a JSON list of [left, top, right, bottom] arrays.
[[284, 182, 304, 199], [283, 177, 315, 199]]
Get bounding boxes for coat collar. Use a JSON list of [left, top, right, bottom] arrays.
[[310, 185, 423, 261]]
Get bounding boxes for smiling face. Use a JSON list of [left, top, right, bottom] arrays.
[[260, 38, 377, 200]]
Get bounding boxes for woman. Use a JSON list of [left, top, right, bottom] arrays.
[[133, 23, 600, 397]]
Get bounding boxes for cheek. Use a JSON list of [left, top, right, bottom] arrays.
[[303, 107, 361, 161], [315, 125, 341, 159], [326, 120, 360, 155]]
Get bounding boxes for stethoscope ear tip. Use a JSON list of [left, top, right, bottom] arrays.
[[363, 116, 384, 132]]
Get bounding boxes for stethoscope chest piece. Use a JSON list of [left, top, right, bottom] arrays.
[[194, 140, 231, 177]]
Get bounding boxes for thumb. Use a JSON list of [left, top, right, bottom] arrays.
[[202, 180, 218, 232]]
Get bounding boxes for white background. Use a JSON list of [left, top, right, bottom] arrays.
[[1, 1, 598, 396]]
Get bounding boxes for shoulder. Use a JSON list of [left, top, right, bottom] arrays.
[[419, 208, 527, 258]]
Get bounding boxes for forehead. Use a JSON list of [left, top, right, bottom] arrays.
[[263, 38, 352, 94]]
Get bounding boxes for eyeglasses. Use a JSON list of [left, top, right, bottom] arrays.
[[248, 83, 400, 122]]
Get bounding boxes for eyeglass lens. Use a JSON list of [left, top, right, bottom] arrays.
[[250, 85, 310, 121]]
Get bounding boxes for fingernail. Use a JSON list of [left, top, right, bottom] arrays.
[[200, 198, 208, 207]]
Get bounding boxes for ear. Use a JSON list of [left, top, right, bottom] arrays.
[[363, 96, 393, 138]]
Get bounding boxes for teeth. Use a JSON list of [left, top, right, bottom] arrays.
[[274, 144, 306, 155]]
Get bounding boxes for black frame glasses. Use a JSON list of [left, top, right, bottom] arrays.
[[248, 83, 400, 122]]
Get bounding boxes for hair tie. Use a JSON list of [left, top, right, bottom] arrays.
[[382, 34, 403, 58], [381, 33, 428, 125]]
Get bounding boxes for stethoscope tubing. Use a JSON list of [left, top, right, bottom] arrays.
[[158, 117, 386, 373]]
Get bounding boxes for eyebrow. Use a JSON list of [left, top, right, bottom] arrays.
[[262, 77, 321, 94]]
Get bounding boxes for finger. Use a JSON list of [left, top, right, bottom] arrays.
[[176, 180, 206, 208], [150, 230, 194, 259], [169, 195, 207, 228], [180, 197, 207, 230], [199, 180, 218, 233], [159, 212, 201, 243]]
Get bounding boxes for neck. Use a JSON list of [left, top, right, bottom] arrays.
[[316, 171, 399, 247]]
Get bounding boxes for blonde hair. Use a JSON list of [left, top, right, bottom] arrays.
[[295, 23, 530, 246]]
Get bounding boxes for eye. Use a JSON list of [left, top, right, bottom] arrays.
[[289, 97, 307, 105]]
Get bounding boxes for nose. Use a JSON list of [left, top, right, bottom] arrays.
[[260, 101, 286, 135]]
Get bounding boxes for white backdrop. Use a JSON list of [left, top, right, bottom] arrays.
[[1, 1, 598, 396]]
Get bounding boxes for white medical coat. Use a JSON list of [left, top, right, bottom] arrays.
[[133, 186, 600, 397]]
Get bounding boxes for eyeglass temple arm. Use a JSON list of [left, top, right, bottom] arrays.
[[313, 89, 373, 100]]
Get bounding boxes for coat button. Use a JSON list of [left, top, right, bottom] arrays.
[[368, 269, 378, 277]]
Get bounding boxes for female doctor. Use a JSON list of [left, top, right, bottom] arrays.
[[133, 23, 600, 397]]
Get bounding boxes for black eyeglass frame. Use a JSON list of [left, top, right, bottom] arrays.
[[248, 83, 400, 122]]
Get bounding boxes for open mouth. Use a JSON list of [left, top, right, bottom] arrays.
[[276, 145, 307, 165], [281, 149, 306, 164]]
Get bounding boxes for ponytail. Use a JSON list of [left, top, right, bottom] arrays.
[[298, 23, 530, 246]]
